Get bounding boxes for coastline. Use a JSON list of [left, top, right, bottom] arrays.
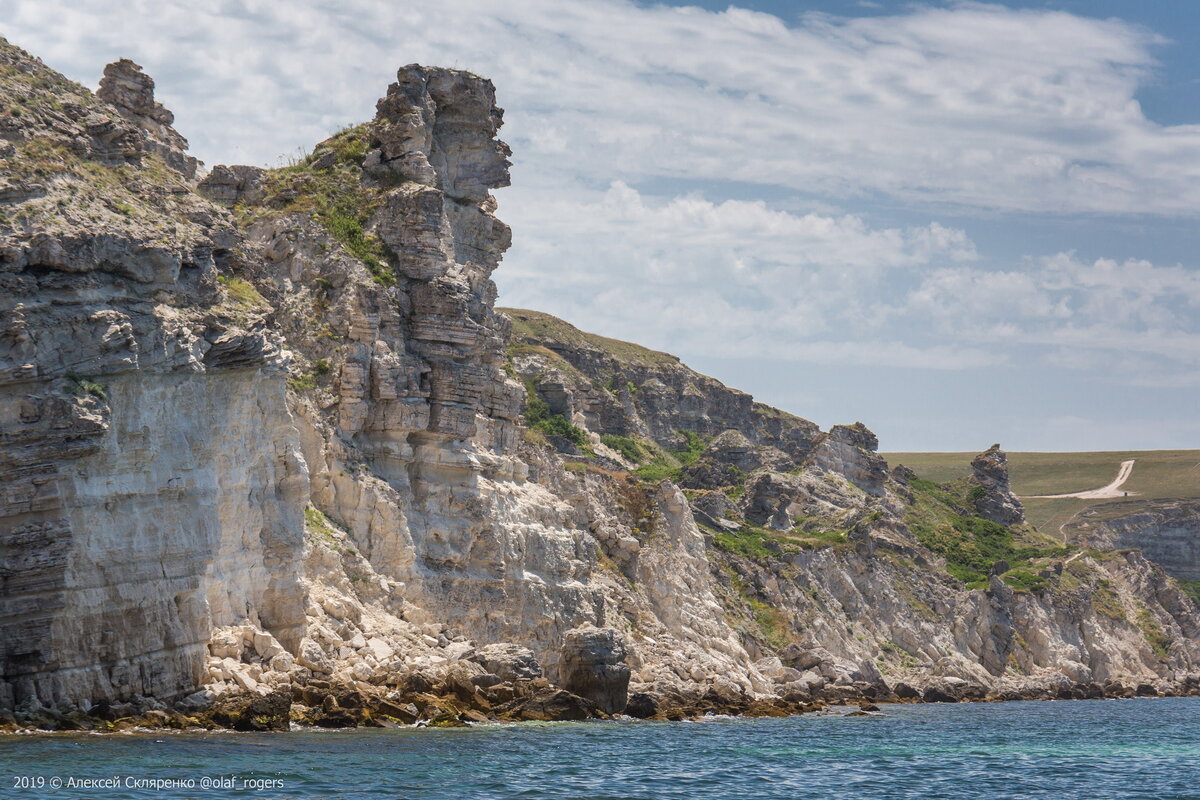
[[5, 675, 1198, 736]]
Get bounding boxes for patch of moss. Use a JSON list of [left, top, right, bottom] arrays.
[[615, 478, 657, 536], [792, 527, 850, 548], [630, 430, 705, 483], [712, 526, 778, 559], [601, 434, 646, 463], [304, 505, 359, 556], [749, 597, 791, 650], [288, 362, 329, 393], [1091, 580, 1125, 620], [69, 376, 106, 400], [304, 506, 336, 541], [1000, 567, 1048, 593]]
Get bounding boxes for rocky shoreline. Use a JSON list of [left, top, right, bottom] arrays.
[[6, 669, 1198, 734]]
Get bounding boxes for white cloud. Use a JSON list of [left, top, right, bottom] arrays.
[[899, 252, 1200, 382], [5, 0, 1198, 215], [500, 181, 986, 367]]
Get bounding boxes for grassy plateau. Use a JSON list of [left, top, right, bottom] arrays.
[[883, 450, 1200, 535]]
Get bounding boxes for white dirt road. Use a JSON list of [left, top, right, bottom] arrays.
[[1024, 459, 1136, 500]]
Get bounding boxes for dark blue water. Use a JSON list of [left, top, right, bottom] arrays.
[[1, 698, 1197, 799]]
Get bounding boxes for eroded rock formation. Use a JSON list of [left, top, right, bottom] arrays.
[[971, 444, 1025, 526], [1, 38, 1197, 729]]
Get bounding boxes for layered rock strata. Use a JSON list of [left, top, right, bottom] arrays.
[[1, 39, 1198, 731], [971, 444, 1025, 525], [1067, 500, 1200, 582]]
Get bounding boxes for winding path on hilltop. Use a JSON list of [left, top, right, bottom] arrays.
[[1024, 459, 1137, 500]]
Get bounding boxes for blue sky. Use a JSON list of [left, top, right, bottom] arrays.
[[6, 1, 1200, 451]]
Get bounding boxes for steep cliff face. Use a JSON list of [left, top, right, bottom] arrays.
[[0, 41, 306, 712], [1, 40, 1197, 725], [1067, 500, 1200, 584]]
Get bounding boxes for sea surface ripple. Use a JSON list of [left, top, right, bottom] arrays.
[[1, 697, 1197, 799]]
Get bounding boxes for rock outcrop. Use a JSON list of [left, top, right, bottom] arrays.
[[971, 444, 1025, 526], [0, 41, 301, 714], [97, 58, 200, 179], [1, 39, 1197, 730], [556, 627, 630, 714]]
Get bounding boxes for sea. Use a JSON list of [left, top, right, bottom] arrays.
[[0, 697, 1197, 799]]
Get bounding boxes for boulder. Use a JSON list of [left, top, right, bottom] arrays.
[[922, 684, 960, 703], [806, 423, 888, 497], [624, 692, 659, 719], [558, 627, 630, 714], [472, 643, 543, 682], [96, 59, 200, 178], [508, 688, 597, 722], [207, 689, 291, 731]]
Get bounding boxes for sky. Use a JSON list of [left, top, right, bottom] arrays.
[[5, 0, 1200, 452]]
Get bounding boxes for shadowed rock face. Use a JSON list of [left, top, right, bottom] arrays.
[[557, 628, 630, 714], [971, 444, 1025, 526], [0, 42, 303, 711]]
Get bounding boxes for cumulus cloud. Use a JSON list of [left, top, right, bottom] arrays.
[[500, 181, 987, 367], [899, 252, 1200, 382]]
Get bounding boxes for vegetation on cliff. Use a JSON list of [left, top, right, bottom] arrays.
[[905, 478, 1068, 590]]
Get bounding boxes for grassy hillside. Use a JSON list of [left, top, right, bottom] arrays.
[[501, 308, 681, 367], [883, 450, 1200, 535]]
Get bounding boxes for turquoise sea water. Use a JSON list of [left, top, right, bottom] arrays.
[[1, 698, 1197, 799]]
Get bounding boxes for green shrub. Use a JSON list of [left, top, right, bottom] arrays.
[[1136, 607, 1171, 659], [1178, 579, 1200, 607], [749, 597, 791, 649], [521, 378, 589, 447], [535, 414, 589, 446], [320, 199, 392, 285], [631, 430, 706, 483], [216, 275, 269, 308], [601, 434, 645, 463], [70, 376, 106, 400], [676, 430, 706, 466], [1001, 567, 1048, 593], [712, 525, 777, 560], [906, 481, 1065, 591]]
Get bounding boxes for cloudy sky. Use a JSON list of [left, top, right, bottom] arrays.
[[7, 1, 1200, 451]]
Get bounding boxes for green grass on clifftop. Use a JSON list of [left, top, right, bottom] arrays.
[[885, 450, 1200, 535], [243, 124, 395, 285], [501, 308, 681, 367]]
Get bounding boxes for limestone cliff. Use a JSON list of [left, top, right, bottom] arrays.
[[1, 39, 1197, 727], [1066, 500, 1200, 590]]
